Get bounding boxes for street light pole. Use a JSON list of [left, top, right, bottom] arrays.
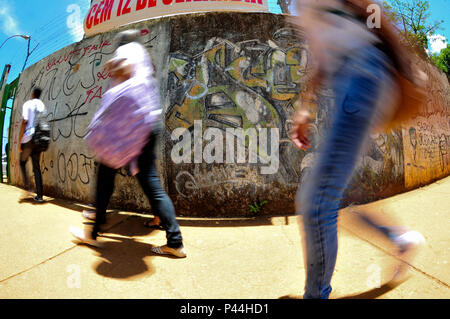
[[0, 34, 29, 50], [21, 36, 39, 72], [0, 34, 39, 72]]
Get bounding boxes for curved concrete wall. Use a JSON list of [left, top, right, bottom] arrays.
[[8, 12, 450, 216]]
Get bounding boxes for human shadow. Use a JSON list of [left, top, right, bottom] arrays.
[[36, 197, 92, 212], [336, 282, 403, 299], [278, 294, 303, 299], [18, 197, 49, 205], [73, 216, 186, 279], [175, 216, 280, 228], [278, 281, 406, 299], [100, 214, 159, 237], [75, 234, 156, 279], [34, 190, 294, 228]]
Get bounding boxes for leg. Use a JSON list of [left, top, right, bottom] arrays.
[[298, 46, 393, 299], [30, 150, 43, 199], [339, 204, 408, 246], [19, 143, 33, 190], [92, 163, 117, 239], [136, 130, 183, 249]]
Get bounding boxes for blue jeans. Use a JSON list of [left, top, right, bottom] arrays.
[[297, 46, 397, 299], [93, 129, 183, 248]]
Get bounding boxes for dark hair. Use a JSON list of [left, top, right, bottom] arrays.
[[33, 87, 42, 99], [115, 30, 141, 46]]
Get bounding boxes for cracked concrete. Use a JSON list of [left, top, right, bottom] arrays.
[[0, 176, 449, 299]]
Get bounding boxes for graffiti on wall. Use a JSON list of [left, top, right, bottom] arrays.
[[9, 37, 115, 191], [404, 118, 450, 188], [165, 29, 311, 200], [403, 62, 450, 189], [9, 28, 158, 205], [6, 13, 449, 215], [164, 28, 405, 207]]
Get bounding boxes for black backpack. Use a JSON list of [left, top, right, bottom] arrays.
[[31, 105, 51, 152]]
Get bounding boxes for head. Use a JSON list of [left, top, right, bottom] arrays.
[[31, 87, 42, 100], [106, 30, 155, 85], [105, 30, 141, 84], [114, 29, 141, 46]]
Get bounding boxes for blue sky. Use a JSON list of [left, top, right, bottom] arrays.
[[0, 0, 90, 85]]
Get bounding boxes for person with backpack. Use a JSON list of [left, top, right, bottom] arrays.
[[290, 0, 427, 298], [70, 30, 186, 258], [19, 87, 49, 203]]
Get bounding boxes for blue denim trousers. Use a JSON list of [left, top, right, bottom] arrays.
[[93, 129, 183, 248], [297, 45, 395, 299]]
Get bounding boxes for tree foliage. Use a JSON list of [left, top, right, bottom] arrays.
[[431, 45, 450, 75], [277, 0, 293, 14], [383, 0, 444, 53]]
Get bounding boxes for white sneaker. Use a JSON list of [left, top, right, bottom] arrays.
[[82, 210, 96, 221], [394, 231, 426, 254], [151, 245, 187, 258], [391, 230, 425, 283], [69, 226, 104, 248]]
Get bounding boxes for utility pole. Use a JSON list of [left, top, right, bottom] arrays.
[[21, 36, 39, 72]]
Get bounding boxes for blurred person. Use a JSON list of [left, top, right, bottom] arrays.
[[70, 30, 185, 258], [19, 87, 46, 203], [290, 0, 427, 298]]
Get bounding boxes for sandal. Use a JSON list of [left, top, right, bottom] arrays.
[[151, 245, 187, 258], [144, 216, 162, 229]]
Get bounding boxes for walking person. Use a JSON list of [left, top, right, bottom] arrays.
[[70, 30, 186, 258], [19, 87, 46, 203], [290, 0, 427, 298]]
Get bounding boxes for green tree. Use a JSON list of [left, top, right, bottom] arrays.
[[277, 0, 293, 14], [431, 45, 450, 75], [383, 0, 444, 54]]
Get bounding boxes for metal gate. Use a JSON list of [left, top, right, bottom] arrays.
[[0, 64, 20, 183]]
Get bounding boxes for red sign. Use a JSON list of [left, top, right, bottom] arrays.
[[84, 0, 269, 37]]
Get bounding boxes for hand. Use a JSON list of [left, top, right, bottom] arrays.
[[413, 69, 428, 88], [290, 110, 313, 150]]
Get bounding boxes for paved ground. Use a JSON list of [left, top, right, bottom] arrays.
[[0, 176, 449, 299]]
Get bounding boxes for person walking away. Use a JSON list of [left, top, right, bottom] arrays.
[[290, 0, 427, 299], [19, 87, 47, 203], [70, 30, 186, 258]]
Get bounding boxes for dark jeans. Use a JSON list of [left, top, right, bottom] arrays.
[[92, 129, 183, 248], [20, 142, 43, 198]]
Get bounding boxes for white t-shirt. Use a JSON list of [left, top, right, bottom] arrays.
[[21, 99, 46, 144]]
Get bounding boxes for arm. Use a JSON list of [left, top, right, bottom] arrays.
[[19, 101, 29, 150], [289, 0, 326, 150], [18, 119, 27, 151]]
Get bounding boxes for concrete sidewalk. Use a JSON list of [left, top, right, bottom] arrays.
[[0, 177, 449, 299]]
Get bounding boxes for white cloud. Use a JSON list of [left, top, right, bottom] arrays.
[[428, 34, 448, 54], [66, 1, 91, 42], [0, 2, 24, 37]]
